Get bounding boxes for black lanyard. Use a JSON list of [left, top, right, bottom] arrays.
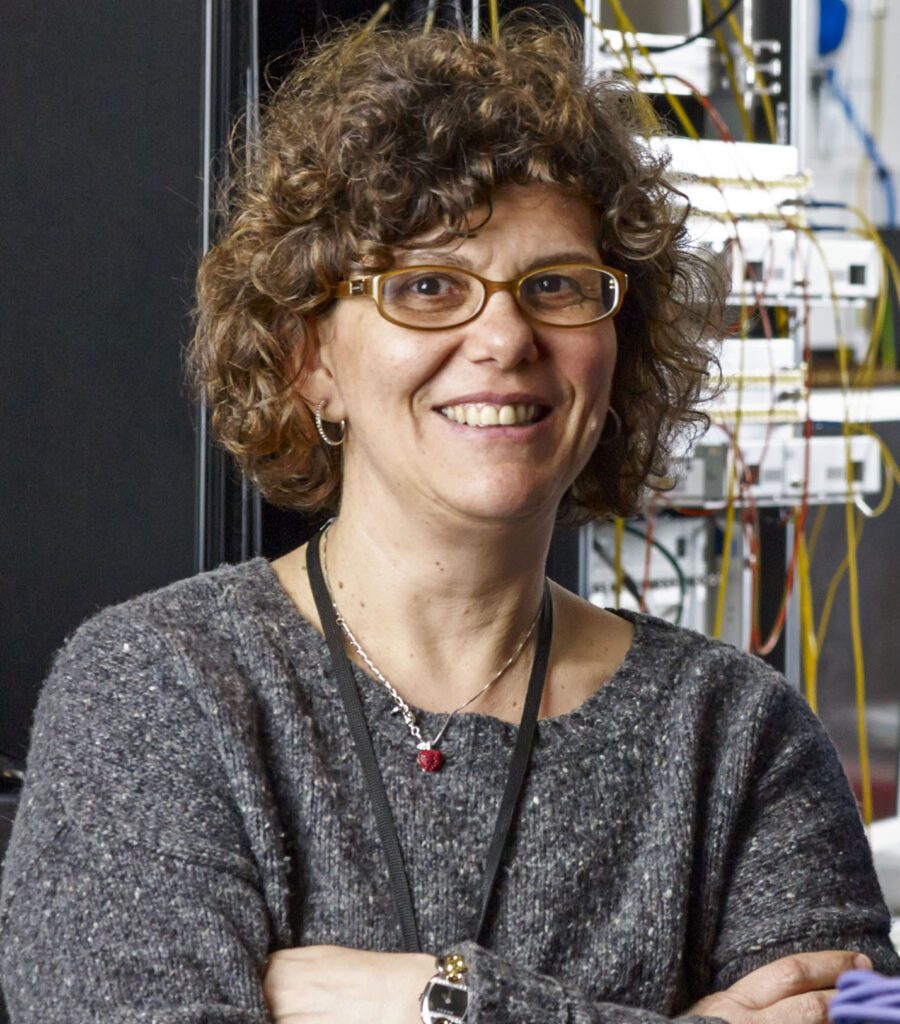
[[307, 529, 553, 953]]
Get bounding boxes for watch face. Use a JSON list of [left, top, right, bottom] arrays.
[[424, 978, 468, 1019]]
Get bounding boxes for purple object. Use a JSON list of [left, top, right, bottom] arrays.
[[830, 970, 900, 1023]]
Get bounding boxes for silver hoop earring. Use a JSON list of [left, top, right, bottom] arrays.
[[314, 400, 345, 448], [598, 408, 622, 446]]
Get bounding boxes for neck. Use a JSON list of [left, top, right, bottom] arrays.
[[321, 496, 554, 712]]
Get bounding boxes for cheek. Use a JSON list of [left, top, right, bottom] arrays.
[[344, 328, 452, 413], [325, 309, 416, 395], [570, 323, 617, 409], [363, 346, 448, 403]]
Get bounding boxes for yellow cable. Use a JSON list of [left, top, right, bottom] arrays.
[[558, 26, 882, 813], [488, 0, 500, 45], [798, 530, 818, 713], [571, 0, 698, 140], [723, 199, 898, 382], [807, 503, 827, 560], [788, 222, 874, 823], [693, 201, 895, 376], [834, 225, 887, 385], [601, 1, 638, 81], [853, 425, 896, 518], [563, 22, 874, 793], [700, 0, 753, 140], [685, 173, 811, 190], [863, 424, 900, 487], [815, 537, 852, 652], [832, 273, 874, 823], [605, 0, 700, 140], [712, 297, 751, 641], [812, 486, 887, 653], [844, 484, 873, 823], [675, 162, 882, 824], [861, 450, 895, 517], [846, 204, 900, 374], [569, 1, 623, 65], [860, 250, 889, 383], [815, 503, 872, 823], [360, 1, 393, 37], [717, 0, 778, 142], [713, 460, 739, 639], [613, 517, 625, 606]]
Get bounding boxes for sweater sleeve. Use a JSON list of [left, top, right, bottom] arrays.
[[0, 607, 274, 1024], [447, 941, 723, 1024], [439, 668, 898, 1024], [707, 679, 900, 988]]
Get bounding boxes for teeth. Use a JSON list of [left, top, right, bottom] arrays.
[[498, 405, 517, 426], [439, 403, 543, 427]]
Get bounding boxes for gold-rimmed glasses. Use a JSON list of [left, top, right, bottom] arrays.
[[333, 262, 628, 330]]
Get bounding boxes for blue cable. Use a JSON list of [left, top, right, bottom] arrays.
[[819, 0, 849, 57], [830, 970, 900, 1023], [823, 67, 897, 228]]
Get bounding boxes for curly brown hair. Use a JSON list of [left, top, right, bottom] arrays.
[[189, 16, 723, 523]]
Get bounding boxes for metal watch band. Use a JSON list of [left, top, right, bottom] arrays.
[[419, 976, 468, 1024], [420, 953, 469, 1024]]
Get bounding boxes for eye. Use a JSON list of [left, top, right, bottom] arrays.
[[530, 274, 575, 294], [382, 269, 473, 311], [521, 272, 582, 303], [407, 274, 455, 297]]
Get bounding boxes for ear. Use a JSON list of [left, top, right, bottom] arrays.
[[290, 314, 347, 421]]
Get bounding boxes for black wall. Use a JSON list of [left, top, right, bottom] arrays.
[[1, 3, 203, 764]]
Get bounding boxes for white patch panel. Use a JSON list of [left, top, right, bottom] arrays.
[[803, 304, 871, 360], [667, 434, 881, 507], [717, 337, 798, 378], [659, 139, 803, 219], [793, 235, 881, 301]]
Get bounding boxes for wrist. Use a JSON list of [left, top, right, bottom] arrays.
[[405, 954, 441, 1024]]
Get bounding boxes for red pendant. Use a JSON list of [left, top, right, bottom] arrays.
[[417, 747, 444, 772]]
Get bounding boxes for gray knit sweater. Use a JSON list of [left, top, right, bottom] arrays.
[[1, 558, 897, 1023]]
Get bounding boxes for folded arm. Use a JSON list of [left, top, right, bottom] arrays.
[[0, 608, 277, 1023]]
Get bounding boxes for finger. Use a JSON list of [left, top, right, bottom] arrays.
[[726, 952, 867, 1009], [758, 988, 837, 1024]]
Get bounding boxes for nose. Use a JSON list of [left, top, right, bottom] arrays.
[[464, 288, 539, 369]]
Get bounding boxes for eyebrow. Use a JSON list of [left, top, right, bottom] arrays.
[[391, 249, 603, 273]]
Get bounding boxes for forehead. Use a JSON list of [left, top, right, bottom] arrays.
[[396, 183, 601, 267]]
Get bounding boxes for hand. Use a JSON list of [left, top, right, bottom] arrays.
[[687, 950, 872, 1023], [262, 944, 437, 1024]]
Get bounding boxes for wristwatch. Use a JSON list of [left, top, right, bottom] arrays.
[[419, 952, 468, 1024]]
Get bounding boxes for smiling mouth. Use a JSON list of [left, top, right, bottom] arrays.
[[438, 402, 549, 427]]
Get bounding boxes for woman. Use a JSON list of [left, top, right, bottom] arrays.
[[1, 19, 896, 1024]]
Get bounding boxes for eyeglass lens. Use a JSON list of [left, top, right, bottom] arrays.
[[379, 265, 619, 328]]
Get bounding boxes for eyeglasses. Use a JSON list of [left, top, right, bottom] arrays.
[[333, 262, 628, 330]]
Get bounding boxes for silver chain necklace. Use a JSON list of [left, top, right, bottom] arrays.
[[320, 522, 544, 772]]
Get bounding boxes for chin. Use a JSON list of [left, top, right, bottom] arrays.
[[439, 479, 561, 526]]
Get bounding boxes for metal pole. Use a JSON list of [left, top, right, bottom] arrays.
[[196, 0, 215, 574], [789, 0, 808, 167], [195, 0, 261, 571]]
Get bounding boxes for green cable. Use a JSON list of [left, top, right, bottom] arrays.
[[622, 524, 688, 626]]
